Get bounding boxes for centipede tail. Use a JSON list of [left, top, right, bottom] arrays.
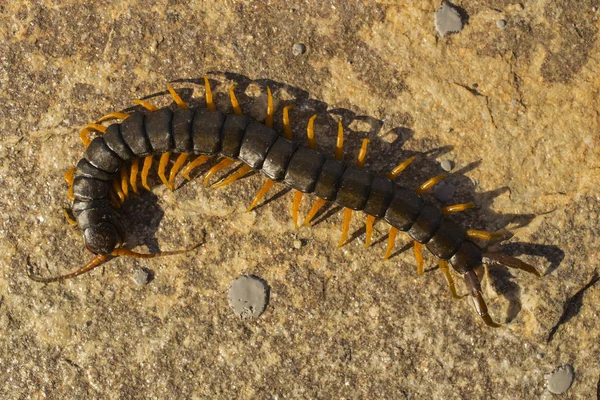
[[29, 79, 542, 327]]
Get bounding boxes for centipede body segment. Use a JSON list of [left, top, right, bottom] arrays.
[[27, 76, 543, 327]]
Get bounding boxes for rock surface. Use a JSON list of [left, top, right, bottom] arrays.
[[1, 1, 599, 398]]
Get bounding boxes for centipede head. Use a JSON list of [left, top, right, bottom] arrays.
[[82, 222, 122, 255]]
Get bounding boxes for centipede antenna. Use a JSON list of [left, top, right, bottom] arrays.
[[304, 198, 327, 227], [413, 241, 424, 275], [96, 112, 130, 123], [364, 215, 376, 247], [158, 152, 172, 189], [203, 158, 234, 187], [247, 179, 275, 212], [141, 155, 154, 191], [229, 85, 242, 115], [167, 83, 188, 109], [211, 164, 252, 188], [111, 238, 203, 258], [384, 226, 399, 260], [27, 254, 108, 283], [291, 190, 304, 229], [133, 99, 159, 111], [307, 115, 317, 150], [120, 167, 129, 198], [168, 153, 190, 189], [442, 202, 475, 214], [182, 155, 210, 180], [130, 159, 140, 194], [466, 229, 505, 241], [204, 75, 216, 111], [387, 156, 415, 180], [416, 174, 448, 195], [266, 87, 274, 128], [338, 208, 353, 247], [482, 252, 542, 277], [283, 105, 295, 139], [439, 260, 464, 299]]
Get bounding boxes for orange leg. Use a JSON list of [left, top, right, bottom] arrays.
[[357, 139, 370, 168], [63, 208, 77, 226], [229, 84, 242, 115], [141, 155, 153, 191], [204, 158, 234, 187], [439, 260, 464, 299], [291, 190, 304, 229], [387, 156, 416, 180], [307, 114, 317, 149], [133, 99, 158, 111], [158, 152, 171, 189], [130, 159, 140, 195], [414, 241, 424, 275], [365, 215, 376, 247], [467, 229, 505, 241], [304, 198, 327, 227], [265, 87, 274, 128], [96, 112, 130, 123], [182, 155, 210, 180], [384, 226, 399, 260], [282, 105, 295, 139], [204, 75, 216, 111], [416, 174, 448, 194], [247, 179, 275, 212], [167, 83, 188, 109], [79, 123, 107, 147], [211, 164, 252, 188], [442, 202, 475, 214], [64, 167, 76, 199], [168, 153, 189, 189], [112, 179, 125, 204], [338, 208, 353, 247], [120, 167, 129, 199], [335, 120, 344, 161]]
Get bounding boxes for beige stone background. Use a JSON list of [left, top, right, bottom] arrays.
[[1, 1, 599, 399]]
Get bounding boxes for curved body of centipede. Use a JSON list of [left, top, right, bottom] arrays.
[[28, 76, 542, 327]]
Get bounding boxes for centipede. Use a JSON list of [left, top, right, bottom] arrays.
[[27, 75, 543, 327]]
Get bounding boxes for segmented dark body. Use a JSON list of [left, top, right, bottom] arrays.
[[73, 106, 483, 276]]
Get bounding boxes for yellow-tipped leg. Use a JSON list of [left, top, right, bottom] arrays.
[[387, 156, 416, 180], [96, 112, 130, 123], [247, 179, 275, 212], [79, 123, 107, 147], [168, 153, 189, 189], [416, 174, 448, 195], [335, 120, 344, 161], [384, 226, 399, 260], [182, 155, 210, 180], [158, 152, 171, 189], [204, 75, 216, 111], [141, 155, 153, 191], [365, 215, 376, 247], [120, 167, 129, 199], [64, 168, 76, 184], [304, 198, 327, 227], [307, 114, 317, 150], [63, 208, 77, 226], [130, 159, 140, 195], [112, 179, 125, 204], [414, 241, 424, 275], [211, 164, 252, 188], [357, 138, 370, 168], [133, 99, 159, 111], [229, 85, 242, 115], [167, 83, 188, 109], [442, 202, 475, 215], [283, 105, 295, 139], [439, 260, 465, 299], [204, 158, 234, 187], [67, 185, 74, 200], [466, 229, 505, 241], [338, 208, 353, 247], [291, 190, 304, 229], [266, 87, 274, 128]]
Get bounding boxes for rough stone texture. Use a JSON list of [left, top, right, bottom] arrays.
[[1, 1, 599, 399]]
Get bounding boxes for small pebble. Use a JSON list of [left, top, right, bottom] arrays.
[[434, 1, 464, 37], [132, 268, 151, 286], [292, 43, 306, 56], [228, 275, 269, 319], [440, 159, 453, 172], [545, 364, 574, 394], [434, 181, 456, 202], [293, 239, 303, 249], [496, 19, 507, 29]]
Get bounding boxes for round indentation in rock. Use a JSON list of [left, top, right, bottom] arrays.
[[132, 267, 153, 286], [228, 275, 270, 319], [545, 364, 574, 394], [434, 1, 464, 37], [292, 43, 307, 56]]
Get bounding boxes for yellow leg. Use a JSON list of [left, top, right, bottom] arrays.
[[338, 208, 353, 247], [168, 153, 189, 189], [96, 112, 130, 123], [130, 159, 140, 195], [133, 99, 159, 111], [64, 168, 76, 184], [167, 83, 188, 109], [307, 114, 317, 150], [291, 190, 304, 229], [211, 164, 252, 188], [204, 158, 234, 187], [387, 156, 416, 180], [283, 105, 295, 139], [247, 179, 275, 212], [266, 87, 274, 128], [414, 241, 424, 275], [63, 208, 77, 226], [442, 202, 475, 214], [141, 155, 153, 191], [384, 226, 399, 260], [335, 120, 344, 161], [357, 138, 370, 168], [365, 215, 376, 247], [229, 85, 242, 115], [79, 123, 107, 147], [67, 185, 74, 200], [416, 174, 448, 194], [182, 155, 210, 180], [439, 260, 465, 299], [466, 229, 505, 241], [120, 167, 129, 199], [304, 198, 327, 227], [204, 75, 216, 111], [158, 152, 171, 189], [112, 179, 125, 203]]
